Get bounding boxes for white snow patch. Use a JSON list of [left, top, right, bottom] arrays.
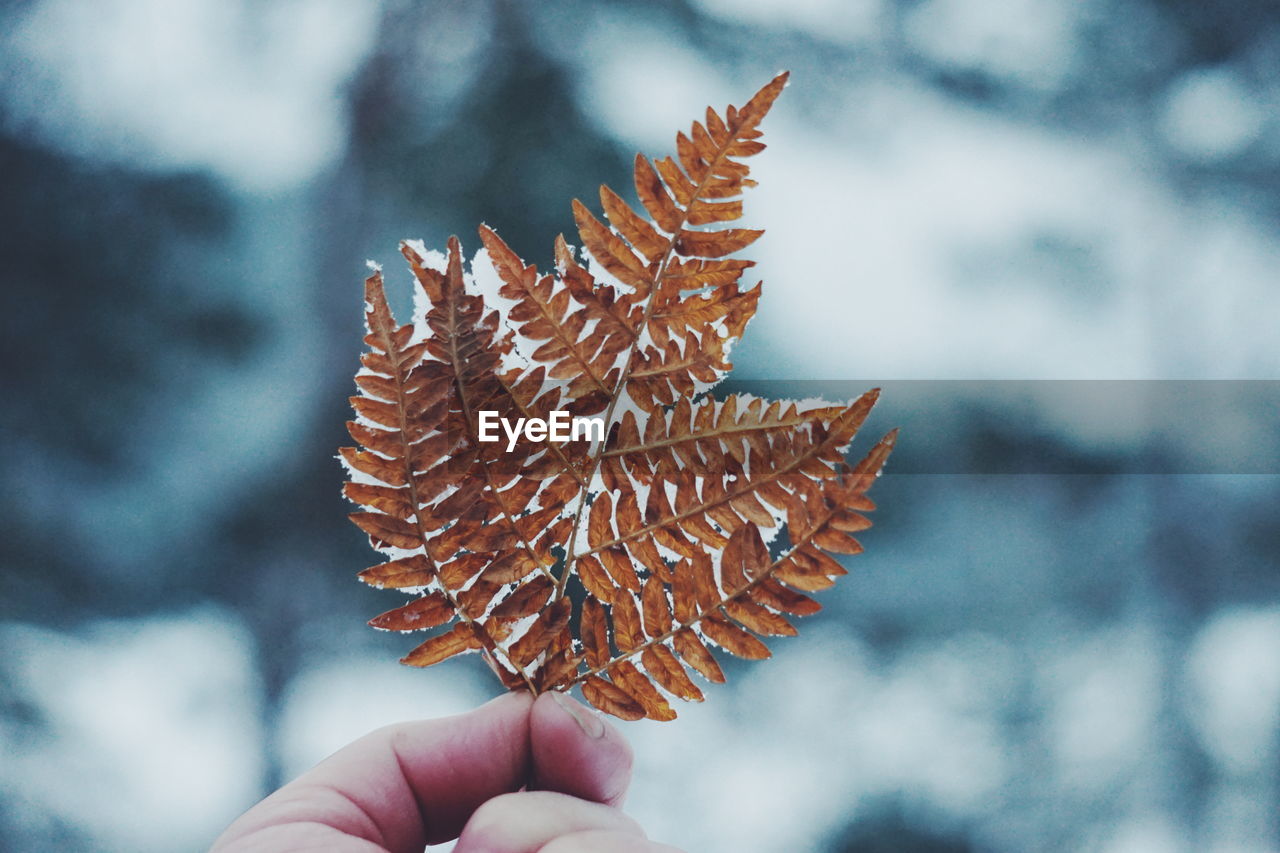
[[1160, 66, 1267, 162], [903, 0, 1085, 91], [691, 0, 886, 46], [4, 0, 381, 191], [1185, 607, 1280, 775], [1039, 624, 1162, 790], [277, 655, 488, 781], [0, 610, 263, 852]]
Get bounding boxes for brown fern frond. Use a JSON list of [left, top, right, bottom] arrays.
[[341, 72, 898, 719]]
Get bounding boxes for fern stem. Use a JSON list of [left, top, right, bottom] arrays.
[[557, 107, 758, 600], [599, 409, 819, 459], [371, 299, 538, 694], [577, 426, 831, 561]]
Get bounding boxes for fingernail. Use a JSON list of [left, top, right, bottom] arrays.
[[551, 690, 605, 738]]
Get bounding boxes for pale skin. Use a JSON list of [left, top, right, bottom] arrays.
[[211, 691, 684, 853]]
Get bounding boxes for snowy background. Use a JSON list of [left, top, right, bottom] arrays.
[[2, 0, 1279, 851]]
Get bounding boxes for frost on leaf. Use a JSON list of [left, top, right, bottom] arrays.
[[339, 72, 897, 719]]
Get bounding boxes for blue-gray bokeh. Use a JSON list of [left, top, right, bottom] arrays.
[[1, 1, 1278, 851]]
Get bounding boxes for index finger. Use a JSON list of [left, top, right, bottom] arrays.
[[212, 689, 634, 852], [213, 692, 534, 851]]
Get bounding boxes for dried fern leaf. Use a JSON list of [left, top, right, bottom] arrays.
[[340, 71, 897, 719]]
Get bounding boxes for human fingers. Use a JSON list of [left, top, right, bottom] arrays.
[[454, 790, 645, 853], [211, 692, 534, 852], [539, 830, 687, 853], [530, 691, 634, 807]]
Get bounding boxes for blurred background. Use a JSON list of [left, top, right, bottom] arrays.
[[2, 0, 1278, 850]]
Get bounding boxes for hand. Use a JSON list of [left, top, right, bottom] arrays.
[[211, 690, 683, 852]]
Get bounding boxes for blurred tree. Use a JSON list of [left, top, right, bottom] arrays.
[[0, 132, 253, 619]]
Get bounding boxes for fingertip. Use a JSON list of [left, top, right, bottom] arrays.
[[550, 690, 606, 738], [531, 690, 634, 807], [215, 691, 541, 851], [537, 829, 687, 853], [472, 687, 536, 717], [385, 689, 538, 844]]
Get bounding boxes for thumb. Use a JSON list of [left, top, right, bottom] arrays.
[[530, 691, 634, 807]]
